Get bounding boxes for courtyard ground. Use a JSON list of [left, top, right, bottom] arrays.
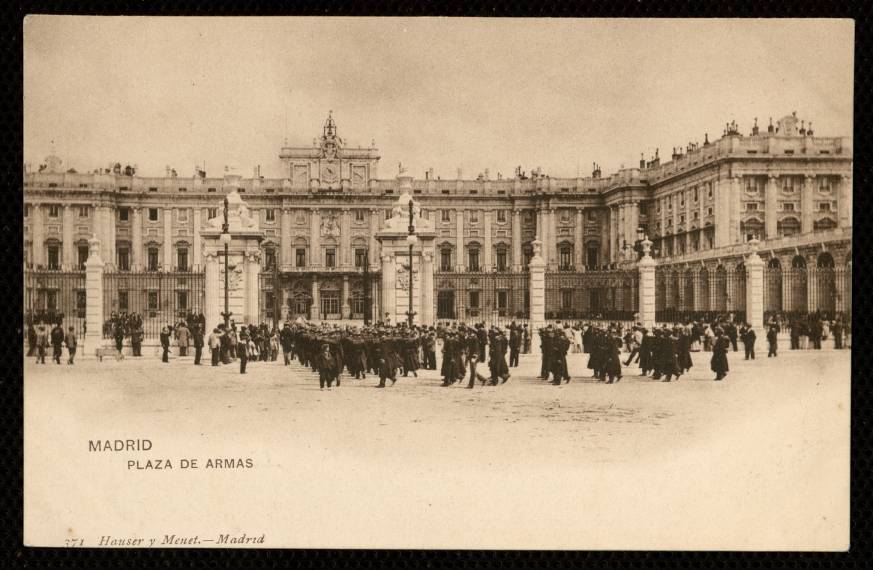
[[24, 347, 850, 550]]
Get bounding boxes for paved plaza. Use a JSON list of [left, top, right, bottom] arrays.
[[24, 347, 849, 549]]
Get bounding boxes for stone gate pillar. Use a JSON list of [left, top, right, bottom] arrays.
[[528, 238, 546, 356], [637, 235, 656, 329], [204, 250, 220, 330], [745, 237, 765, 333], [84, 234, 105, 354]]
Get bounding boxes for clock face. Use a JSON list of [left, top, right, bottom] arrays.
[[321, 162, 339, 184]]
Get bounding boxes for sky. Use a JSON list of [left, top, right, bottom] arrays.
[[23, 17, 854, 180]]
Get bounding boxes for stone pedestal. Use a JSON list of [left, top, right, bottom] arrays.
[[745, 239, 765, 334], [200, 186, 266, 329], [84, 235, 105, 354], [637, 236, 656, 329], [376, 176, 437, 326], [528, 239, 546, 356]]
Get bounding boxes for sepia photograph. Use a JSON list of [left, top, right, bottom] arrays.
[[22, 16, 852, 550]]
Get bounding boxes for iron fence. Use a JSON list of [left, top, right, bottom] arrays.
[[24, 268, 87, 339], [434, 271, 529, 324], [655, 265, 746, 324], [102, 268, 206, 339], [544, 269, 639, 321], [260, 272, 380, 323], [764, 266, 851, 322]]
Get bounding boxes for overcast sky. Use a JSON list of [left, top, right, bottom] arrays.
[[24, 17, 853, 180]]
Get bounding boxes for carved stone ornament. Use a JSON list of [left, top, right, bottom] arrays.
[[396, 265, 410, 291], [225, 263, 245, 292], [321, 212, 341, 237]]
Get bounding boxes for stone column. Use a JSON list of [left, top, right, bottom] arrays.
[[310, 209, 320, 267], [381, 253, 396, 324], [455, 211, 465, 271], [62, 204, 74, 270], [342, 275, 351, 319], [745, 237, 765, 334], [131, 207, 143, 270], [341, 208, 351, 267], [84, 235, 105, 354], [311, 275, 320, 321], [193, 208, 202, 269], [483, 209, 493, 271], [31, 203, 44, 267], [512, 208, 522, 271], [574, 208, 584, 269], [369, 209, 380, 269], [765, 174, 779, 240], [637, 236, 656, 330], [163, 208, 173, 270], [528, 238, 546, 356], [281, 208, 292, 268], [204, 251, 220, 329], [246, 251, 260, 325], [421, 250, 434, 325], [838, 175, 852, 228]]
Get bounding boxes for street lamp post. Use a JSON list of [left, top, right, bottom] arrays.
[[219, 197, 232, 329], [405, 199, 418, 327]]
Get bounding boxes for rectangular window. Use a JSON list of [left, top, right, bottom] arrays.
[[818, 177, 834, 193], [819, 202, 831, 212], [588, 211, 597, 222], [177, 209, 188, 223], [207, 187, 216, 193], [265, 188, 275, 194], [177, 291, 188, 311], [295, 249, 306, 267], [496, 210, 506, 223], [355, 210, 365, 222], [325, 248, 336, 268], [148, 248, 159, 271], [783, 203, 795, 212], [148, 291, 159, 311], [208, 208, 218, 220], [497, 290, 508, 311], [561, 210, 570, 223], [559, 248, 572, 269], [469, 290, 480, 309], [177, 248, 188, 271], [77, 245, 89, 269], [470, 211, 479, 223], [118, 207, 129, 221], [148, 187, 158, 192], [119, 186, 129, 191], [264, 249, 276, 270], [746, 203, 758, 211], [47, 246, 59, 270], [265, 209, 276, 222], [441, 210, 451, 222], [355, 249, 367, 268], [561, 289, 573, 310], [117, 247, 130, 271], [118, 291, 128, 312], [75, 290, 86, 317], [148, 208, 158, 221], [440, 249, 452, 271], [48, 205, 60, 218], [468, 250, 479, 271], [79, 206, 90, 218], [496, 251, 507, 271], [693, 187, 699, 202], [525, 211, 534, 223]]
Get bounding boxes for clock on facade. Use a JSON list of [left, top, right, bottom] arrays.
[[321, 162, 339, 184]]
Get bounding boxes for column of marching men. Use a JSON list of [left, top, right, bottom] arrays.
[[26, 309, 850, 386]]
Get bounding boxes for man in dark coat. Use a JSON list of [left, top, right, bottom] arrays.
[[50, 323, 65, 364], [192, 324, 204, 365], [726, 322, 738, 352], [539, 327, 553, 379], [509, 324, 521, 368], [280, 323, 294, 365], [316, 343, 337, 390], [711, 329, 730, 381], [476, 323, 488, 363], [489, 328, 512, 385], [237, 328, 249, 374], [832, 320, 844, 349], [64, 326, 77, 364], [767, 325, 778, 357], [741, 324, 756, 360]]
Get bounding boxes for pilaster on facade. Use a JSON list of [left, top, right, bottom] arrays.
[[483, 209, 493, 271], [131, 207, 143, 271], [838, 175, 852, 228], [340, 208, 352, 267], [511, 208, 522, 271], [455, 211, 465, 271], [765, 174, 779, 240], [310, 208, 321, 267], [62, 204, 74, 270], [574, 207, 584, 268], [163, 207, 173, 270]]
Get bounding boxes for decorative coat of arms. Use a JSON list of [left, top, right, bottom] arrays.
[[321, 212, 341, 237], [225, 263, 244, 292]]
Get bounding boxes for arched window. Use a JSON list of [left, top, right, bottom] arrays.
[[816, 252, 836, 313], [45, 239, 61, 270], [741, 217, 764, 242], [147, 244, 160, 272], [765, 258, 782, 313], [176, 240, 190, 271], [586, 242, 600, 269], [494, 244, 509, 272], [787, 256, 807, 312], [439, 244, 453, 271], [814, 217, 837, 232], [777, 217, 801, 238]]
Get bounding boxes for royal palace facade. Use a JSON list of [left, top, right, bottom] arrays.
[[24, 112, 852, 338]]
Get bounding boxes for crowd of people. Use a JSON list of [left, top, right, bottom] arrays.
[[28, 308, 850, 389]]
